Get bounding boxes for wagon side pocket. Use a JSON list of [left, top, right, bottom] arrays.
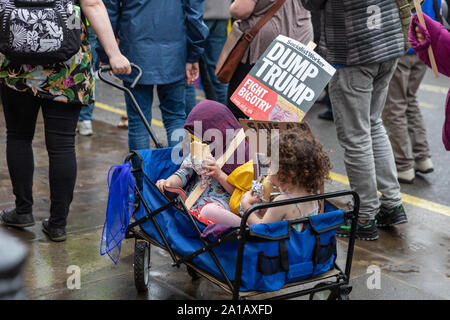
[[316, 236, 336, 265], [257, 240, 289, 276]]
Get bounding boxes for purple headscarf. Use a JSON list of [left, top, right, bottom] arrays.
[[184, 100, 250, 175]]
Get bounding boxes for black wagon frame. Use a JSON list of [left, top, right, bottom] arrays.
[[99, 65, 360, 300]]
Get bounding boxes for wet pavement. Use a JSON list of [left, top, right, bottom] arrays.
[[0, 69, 449, 300]]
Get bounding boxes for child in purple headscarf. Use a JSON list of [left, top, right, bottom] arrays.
[[155, 100, 251, 216]]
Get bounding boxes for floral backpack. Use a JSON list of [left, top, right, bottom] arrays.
[[0, 0, 83, 65]]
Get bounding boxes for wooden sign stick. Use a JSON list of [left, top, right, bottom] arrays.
[[413, 0, 439, 78], [306, 41, 317, 51]]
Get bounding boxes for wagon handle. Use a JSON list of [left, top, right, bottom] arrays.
[[98, 63, 142, 89], [97, 63, 162, 149]]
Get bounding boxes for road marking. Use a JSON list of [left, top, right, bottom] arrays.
[[95, 102, 164, 127], [96, 100, 450, 218], [419, 83, 448, 95], [330, 172, 450, 217], [419, 101, 436, 109]]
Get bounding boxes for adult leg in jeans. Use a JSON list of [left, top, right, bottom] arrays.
[[1, 86, 40, 218], [124, 83, 154, 151], [185, 83, 197, 116], [41, 98, 81, 228], [370, 59, 403, 211], [199, 56, 217, 101], [79, 104, 94, 121], [124, 83, 154, 188], [204, 19, 229, 106], [157, 79, 187, 147], [329, 61, 402, 222]]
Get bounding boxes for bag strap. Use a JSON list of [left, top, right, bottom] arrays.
[[243, 0, 287, 43]]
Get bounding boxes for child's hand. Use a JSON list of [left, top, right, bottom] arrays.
[[156, 175, 183, 193], [202, 156, 222, 179], [156, 179, 168, 193], [415, 26, 425, 42], [241, 191, 262, 212], [247, 193, 263, 205]]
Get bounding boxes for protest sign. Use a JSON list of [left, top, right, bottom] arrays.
[[231, 35, 335, 121]]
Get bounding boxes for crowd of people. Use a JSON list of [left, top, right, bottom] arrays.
[[0, 0, 449, 244]]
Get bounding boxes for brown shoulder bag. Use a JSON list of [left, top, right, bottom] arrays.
[[215, 0, 286, 84]]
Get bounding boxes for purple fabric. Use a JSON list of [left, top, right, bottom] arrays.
[[200, 223, 235, 241], [409, 13, 450, 151], [184, 99, 250, 174]]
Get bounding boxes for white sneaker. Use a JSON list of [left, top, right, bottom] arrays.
[[78, 120, 93, 136], [414, 158, 434, 174], [397, 168, 415, 184]]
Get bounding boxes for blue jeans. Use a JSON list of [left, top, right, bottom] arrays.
[[124, 79, 186, 151], [203, 20, 229, 105], [79, 104, 94, 121], [185, 19, 229, 115], [185, 83, 197, 116], [88, 26, 99, 71]]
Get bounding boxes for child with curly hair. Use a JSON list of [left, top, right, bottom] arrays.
[[199, 128, 332, 230]]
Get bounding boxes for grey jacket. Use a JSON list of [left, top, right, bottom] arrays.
[[204, 0, 232, 20], [301, 0, 406, 66]]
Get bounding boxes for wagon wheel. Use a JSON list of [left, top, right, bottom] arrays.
[[309, 281, 337, 300], [337, 285, 352, 300], [186, 265, 200, 280], [134, 241, 151, 292], [325, 284, 352, 300]]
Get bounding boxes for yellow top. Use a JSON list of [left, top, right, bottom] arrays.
[[227, 160, 254, 215]]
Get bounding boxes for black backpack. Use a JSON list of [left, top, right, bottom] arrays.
[[0, 0, 83, 65]]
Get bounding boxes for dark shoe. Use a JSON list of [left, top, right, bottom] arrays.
[[376, 204, 408, 228], [337, 219, 379, 241], [318, 110, 334, 121], [0, 208, 35, 228], [42, 218, 66, 242]]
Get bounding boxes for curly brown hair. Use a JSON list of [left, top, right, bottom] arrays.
[[271, 128, 332, 194]]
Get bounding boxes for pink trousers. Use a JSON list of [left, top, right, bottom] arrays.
[[199, 203, 243, 227]]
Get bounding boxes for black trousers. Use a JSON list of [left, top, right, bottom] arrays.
[[226, 60, 255, 120], [1, 85, 81, 227]]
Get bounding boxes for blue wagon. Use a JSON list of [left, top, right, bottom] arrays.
[[99, 66, 360, 300]]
